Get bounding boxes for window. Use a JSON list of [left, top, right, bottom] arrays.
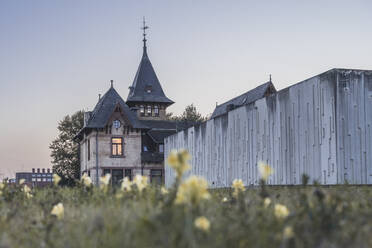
[[150, 169, 163, 185], [32, 178, 36, 182], [37, 178, 41, 182], [140, 105, 145, 116], [111, 137, 123, 156], [124, 169, 132, 181], [143, 146, 148, 152], [147, 105, 152, 116], [145, 85, 152, 93], [159, 144, 164, 153], [103, 169, 111, 176], [154, 105, 159, 116], [113, 120, 121, 129], [88, 139, 90, 161], [112, 169, 123, 186]]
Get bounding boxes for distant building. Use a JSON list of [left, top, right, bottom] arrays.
[[16, 168, 53, 187]]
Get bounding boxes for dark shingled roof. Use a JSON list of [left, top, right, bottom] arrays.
[[127, 49, 174, 105], [147, 129, 177, 143], [211, 81, 276, 119], [86, 87, 146, 129]]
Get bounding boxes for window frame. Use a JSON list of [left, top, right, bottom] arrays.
[[154, 105, 159, 116], [87, 139, 90, 161], [140, 105, 145, 116], [150, 169, 163, 184], [111, 137, 124, 157], [159, 144, 164, 153], [146, 105, 152, 116]]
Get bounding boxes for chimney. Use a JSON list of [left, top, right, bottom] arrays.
[[98, 94, 101, 101], [111, 80, 114, 88], [32, 168, 35, 173], [37, 168, 40, 173], [47, 168, 50, 173], [42, 168, 45, 173]]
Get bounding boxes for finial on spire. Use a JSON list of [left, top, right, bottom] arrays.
[[141, 16, 149, 54], [110, 80, 114, 88], [269, 74, 272, 82]]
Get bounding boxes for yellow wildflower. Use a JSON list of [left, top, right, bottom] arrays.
[[51, 203, 64, 220], [264, 197, 271, 208], [121, 177, 132, 192], [194, 216, 210, 232], [53, 174, 61, 186], [161, 186, 169, 195], [81, 173, 92, 187], [19, 179, 25, 185], [258, 161, 273, 181], [21, 184, 32, 198], [232, 179, 245, 197], [274, 204, 290, 219], [283, 226, 294, 239], [175, 176, 210, 206], [133, 175, 148, 193], [100, 174, 111, 185], [167, 149, 191, 179]]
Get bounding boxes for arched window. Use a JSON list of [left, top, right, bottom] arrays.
[[147, 105, 152, 116], [140, 105, 145, 116], [154, 105, 159, 116]]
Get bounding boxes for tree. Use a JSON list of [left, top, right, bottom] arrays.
[[49, 110, 84, 186], [167, 104, 207, 123]]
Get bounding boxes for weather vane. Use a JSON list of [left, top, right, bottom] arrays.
[[142, 16, 149, 49]]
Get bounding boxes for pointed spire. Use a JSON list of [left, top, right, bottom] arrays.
[[141, 17, 149, 56]]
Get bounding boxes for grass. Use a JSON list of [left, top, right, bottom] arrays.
[[1, 181, 372, 248]]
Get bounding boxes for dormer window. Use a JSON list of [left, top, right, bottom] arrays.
[[113, 120, 121, 129], [140, 105, 145, 116], [145, 85, 152, 93], [154, 105, 159, 116], [147, 105, 152, 116]]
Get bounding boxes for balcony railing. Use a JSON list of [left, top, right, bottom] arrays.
[[141, 152, 164, 163]]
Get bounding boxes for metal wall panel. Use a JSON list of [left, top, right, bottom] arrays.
[[165, 70, 372, 187]]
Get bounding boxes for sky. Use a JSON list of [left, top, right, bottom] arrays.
[[0, 0, 371, 179]]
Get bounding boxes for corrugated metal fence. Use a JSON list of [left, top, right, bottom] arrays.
[[165, 69, 372, 187]]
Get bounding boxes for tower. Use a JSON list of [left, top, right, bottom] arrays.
[[126, 18, 174, 120]]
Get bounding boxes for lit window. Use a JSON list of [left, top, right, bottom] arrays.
[[154, 105, 159, 116], [147, 105, 152, 116], [159, 144, 164, 153], [143, 146, 148, 152], [37, 178, 41, 182], [32, 178, 36, 182], [111, 138, 123, 156]]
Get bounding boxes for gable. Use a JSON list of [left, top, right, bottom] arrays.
[[211, 81, 276, 119]]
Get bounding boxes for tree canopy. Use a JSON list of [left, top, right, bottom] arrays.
[[49, 110, 84, 186], [167, 104, 208, 123]]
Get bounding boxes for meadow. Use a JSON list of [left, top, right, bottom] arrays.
[[1, 151, 372, 248]]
